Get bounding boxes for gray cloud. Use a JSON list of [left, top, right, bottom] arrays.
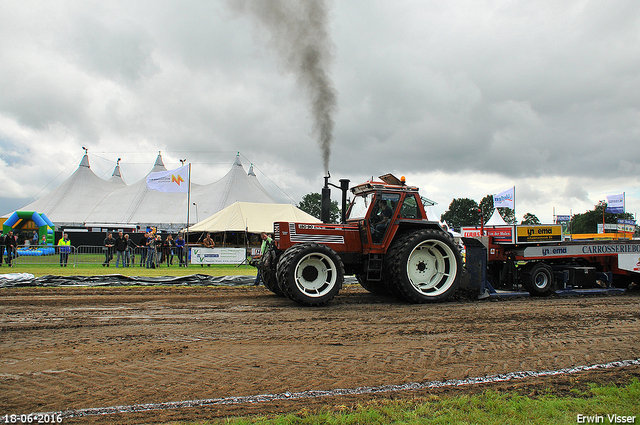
[[0, 0, 639, 221], [64, 15, 159, 84]]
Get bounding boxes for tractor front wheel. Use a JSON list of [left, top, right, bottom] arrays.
[[259, 245, 283, 296], [276, 243, 344, 306]]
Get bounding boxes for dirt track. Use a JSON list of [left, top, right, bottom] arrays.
[[1, 284, 639, 424]]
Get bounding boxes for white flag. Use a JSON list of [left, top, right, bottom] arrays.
[[493, 187, 515, 208], [605, 193, 624, 213], [146, 165, 189, 193]]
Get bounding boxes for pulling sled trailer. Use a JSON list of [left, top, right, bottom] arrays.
[[461, 226, 640, 298]]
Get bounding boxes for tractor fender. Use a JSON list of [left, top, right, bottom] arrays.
[[392, 220, 446, 240]]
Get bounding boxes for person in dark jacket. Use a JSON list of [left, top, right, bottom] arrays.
[[124, 234, 137, 267], [114, 231, 127, 268], [103, 233, 115, 267], [146, 234, 157, 268], [175, 235, 186, 267], [139, 232, 148, 267], [4, 231, 17, 267], [0, 232, 5, 267], [162, 235, 175, 266]]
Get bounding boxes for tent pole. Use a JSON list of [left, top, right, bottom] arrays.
[[185, 163, 191, 268]]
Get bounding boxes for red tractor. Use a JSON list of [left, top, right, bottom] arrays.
[[259, 174, 462, 305]]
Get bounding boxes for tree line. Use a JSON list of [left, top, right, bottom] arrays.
[[441, 196, 635, 234]]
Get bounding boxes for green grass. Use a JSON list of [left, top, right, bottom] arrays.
[[183, 379, 640, 425], [4, 250, 258, 277], [0, 263, 257, 277]]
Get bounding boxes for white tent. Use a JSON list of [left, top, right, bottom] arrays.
[[189, 202, 320, 234], [84, 153, 276, 232], [188, 154, 276, 219], [486, 209, 508, 226], [12, 152, 279, 232], [440, 220, 461, 237], [18, 154, 125, 227], [84, 153, 200, 231]]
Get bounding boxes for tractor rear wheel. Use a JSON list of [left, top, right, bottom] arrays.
[[520, 262, 555, 296], [276, 243, 344, 306], [384, 229, 461, 303]]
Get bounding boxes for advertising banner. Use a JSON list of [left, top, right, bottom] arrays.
[[605, 193, 624, 214], [493, 187, 515, 208], [524, 243, 640, 259], [461, 226, 514, 243], [618, 219, 636, 233], [516, 225, 562, 243], [146, 165, 189, 193], [190, 247, 246, 265]]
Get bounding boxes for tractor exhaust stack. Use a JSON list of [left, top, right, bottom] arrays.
[[321, 173, 350, 224]]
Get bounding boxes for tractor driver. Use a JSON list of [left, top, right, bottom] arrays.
[[372, 199, 392, 242]]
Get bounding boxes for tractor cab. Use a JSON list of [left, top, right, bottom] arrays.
[[346, 174, 430, 251]]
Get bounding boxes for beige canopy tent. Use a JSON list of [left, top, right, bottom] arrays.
[[188, 201, 320, 234]]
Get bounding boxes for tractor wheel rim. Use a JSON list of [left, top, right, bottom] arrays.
[[406, 239, 457, 296], [294, 252, 337, 297]]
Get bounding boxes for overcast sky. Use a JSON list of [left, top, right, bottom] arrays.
[[1, 0, 639, 223]]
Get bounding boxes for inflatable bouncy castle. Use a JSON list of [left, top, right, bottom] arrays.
[[3, 211, 55, 246]]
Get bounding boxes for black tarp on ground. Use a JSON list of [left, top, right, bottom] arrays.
[[0, 273, 255, 288]]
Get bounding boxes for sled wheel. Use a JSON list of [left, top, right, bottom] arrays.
[[521, 262, 555, 296], [385, 229, 461, 303], [276, 243, 344, 306]]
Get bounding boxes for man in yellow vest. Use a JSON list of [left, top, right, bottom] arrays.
[[58, 233, 71, 267]]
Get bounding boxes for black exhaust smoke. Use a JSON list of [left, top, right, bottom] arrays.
[[228, 0, 337, 173]]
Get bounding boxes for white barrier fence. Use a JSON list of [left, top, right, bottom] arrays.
[[4, 245, 249, 267]]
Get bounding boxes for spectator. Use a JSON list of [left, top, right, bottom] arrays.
[[4, 231, 17, 267], [175, 235, 186, 267], [202, 233, 214, 267], [146, 234, 157, 268], [58, 233, 71, 267], [0, 232, 4, 267], [253, 232, 273, 286], [114, 231, 127, 268], [155, 235, 163, 265], [139, 232, 148, 267], [103, 233, 115, 267], [125, 234, 136, 267], [203, 233, 215, 248], [163, 235, 175, 267]]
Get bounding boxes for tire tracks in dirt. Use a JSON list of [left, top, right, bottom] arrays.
[[1, 286, 639, 423]]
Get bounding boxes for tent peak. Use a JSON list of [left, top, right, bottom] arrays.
[[79, 153, 90, 168], [111, 158, 122, 178], [154, 151, 164, 167], [234, 152, 242, 167], [248, 163, 256, 176]]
